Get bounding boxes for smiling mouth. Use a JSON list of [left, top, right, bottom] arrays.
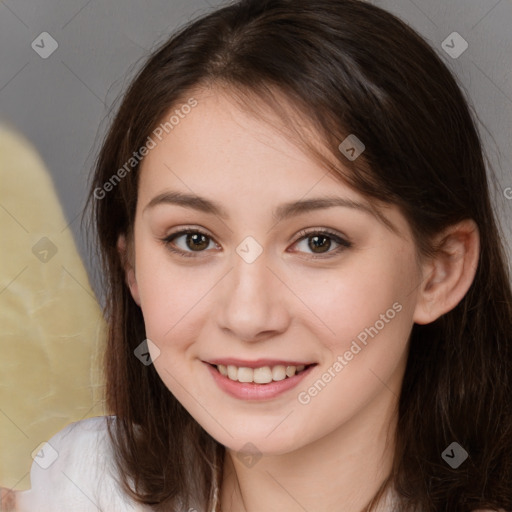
[[209, 363, 316, 384]]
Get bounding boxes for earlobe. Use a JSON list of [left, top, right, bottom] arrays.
[[117, 234, 141, 306], [413, 219, 480, 325]]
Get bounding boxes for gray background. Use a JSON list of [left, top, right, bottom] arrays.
[[1, 0, 511, 300]]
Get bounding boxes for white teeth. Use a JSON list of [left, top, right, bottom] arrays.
[[285, 365, 296, 377], [227, 365, 238, 380], [237, 367, 254, 383], [253, 366, 273, 384], [272, 365, 287, 381], [216, 363, 309, 383]]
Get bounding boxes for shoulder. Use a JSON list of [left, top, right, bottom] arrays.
[[9, 416, 150, 512], [37, 415, 113, 459], [28, 415, 113, 485]]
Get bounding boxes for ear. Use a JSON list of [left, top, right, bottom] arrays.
[[413, 219, 480, 325], [117, 234, 141, 306]]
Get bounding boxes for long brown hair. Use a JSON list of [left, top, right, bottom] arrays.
[[87, 1, 512, 510]]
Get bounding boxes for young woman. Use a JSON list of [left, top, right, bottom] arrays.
[[3, 0, 512, 511]]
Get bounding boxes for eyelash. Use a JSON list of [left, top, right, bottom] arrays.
[[161, 227, 352, 260]]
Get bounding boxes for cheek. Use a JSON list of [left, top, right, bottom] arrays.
[[291, 245, 417, 355], [290, 251, 415, 434], [134, 241, 220, 354], [137, 271, 200, 343], [133, 241, 187, 340]]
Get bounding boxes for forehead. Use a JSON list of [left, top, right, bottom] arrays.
[[136, 88, 405, 237], [139, 89, 354, 199]]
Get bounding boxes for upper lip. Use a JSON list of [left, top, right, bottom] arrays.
[[205, 358, 316, 368]]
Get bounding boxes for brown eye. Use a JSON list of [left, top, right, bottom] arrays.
[[183, 232, 210, 251], [162, 229, 216, 257], [307, 234, 332, 253], [292, 229, 352, 259]]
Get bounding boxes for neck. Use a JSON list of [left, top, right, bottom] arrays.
[[219, 386, 399, 512]]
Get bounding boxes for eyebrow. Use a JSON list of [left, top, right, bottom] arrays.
[[143, 190, 396, 230], [144, 188, 374, 216]]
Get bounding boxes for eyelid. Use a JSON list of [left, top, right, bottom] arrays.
[[160, 225, 351, 259], [294, 227, 350, 245], [290, 227, 352, 259], [161, 226, 217, 258]]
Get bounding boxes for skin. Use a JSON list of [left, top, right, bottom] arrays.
[[119, 87, 480, 512]]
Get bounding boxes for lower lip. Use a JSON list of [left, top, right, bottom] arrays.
[[205, 363, 316, 400]]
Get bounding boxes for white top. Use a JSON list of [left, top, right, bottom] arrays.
[[14, 416, 154, 512], [13, 415, 398, 512], [9, 416, 501, 512], [11, 416, 397, 512]]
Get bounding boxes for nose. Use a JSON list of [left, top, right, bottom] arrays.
[[215, 248, 291, 343]]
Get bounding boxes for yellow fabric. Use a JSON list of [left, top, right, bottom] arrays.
[[0, 124, 107, 491]]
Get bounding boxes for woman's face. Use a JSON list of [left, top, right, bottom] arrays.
[[126, 89, 424, 455]]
